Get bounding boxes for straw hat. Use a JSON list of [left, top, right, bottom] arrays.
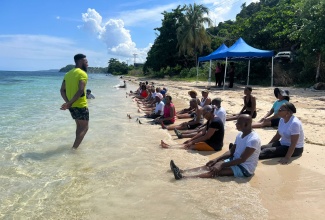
[[188, 90, 197, 96]]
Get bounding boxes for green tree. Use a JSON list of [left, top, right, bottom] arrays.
[[177, 3, 212, 67], [144, 6, 186, 72], [291, 0, 325, 82], [107, 58, 128, 75]]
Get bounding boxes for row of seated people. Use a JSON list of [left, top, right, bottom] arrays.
[[129, 82, 304, 181]]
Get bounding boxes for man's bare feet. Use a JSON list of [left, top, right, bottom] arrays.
[[160, 140, 169, 148]]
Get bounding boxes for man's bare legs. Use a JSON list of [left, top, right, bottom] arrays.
[[170, 160, 234, 180], [72, 119, 89, 149]]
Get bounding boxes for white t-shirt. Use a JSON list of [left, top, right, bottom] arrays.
[[155, 101, 165, 115], [214, 107, 226, 126], [151, 92, 156, 99], [278, 116, 304, 148], [234, 131, 261, 174]]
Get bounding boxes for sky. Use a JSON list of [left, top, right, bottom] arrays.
[[0, 0, 259, 71]]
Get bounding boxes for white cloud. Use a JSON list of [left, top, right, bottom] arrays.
[[79, 8, 152, 63], [77, 1, 260, 64], [119, 3, 177, 26], [201, 0, 260, 26], [0, 35, 108, 71]]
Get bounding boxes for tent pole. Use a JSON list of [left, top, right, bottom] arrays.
[[223, 58, 228, 90], [247, 60, 251, 86], [271, 57, 274, 87], [208, 60, 212, 88], [196, 61, 199, 86]]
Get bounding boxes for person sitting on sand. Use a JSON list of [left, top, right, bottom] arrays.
[[212, 98, 226, 126], [174, 97, 225, 139], [154, 95, 176, 125], [86, 89, 95, 99], [200, 90, 212, 107], [169, 114, 261, 180], [160, 90, 167, 104], [227, 86, 256, 121], [133, 84, 149, 101], [128, 82, 142, 95], [176, 90, 200, 119], [119, 80, 126, 88], [160, 105, 224, 151], [259, 102, 304, 164], [162, 98, 203, 131], [145, 93, 164, 119], [252, 88, 289, 128]]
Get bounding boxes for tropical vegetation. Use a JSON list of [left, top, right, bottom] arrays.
[[134, 0, 325, 86]]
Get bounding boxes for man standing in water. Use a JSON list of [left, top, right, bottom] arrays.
[[60, 54, 89, 149]]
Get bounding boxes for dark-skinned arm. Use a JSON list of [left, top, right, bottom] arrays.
[[60, 80, 86, 110]]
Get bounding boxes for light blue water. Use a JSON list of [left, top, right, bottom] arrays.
[[0, 71, 267, 219]]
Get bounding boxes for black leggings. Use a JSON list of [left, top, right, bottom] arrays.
[[259, 141, 303, 160]]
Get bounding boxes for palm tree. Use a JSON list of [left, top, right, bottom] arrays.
[[177, 3, 212, 66]]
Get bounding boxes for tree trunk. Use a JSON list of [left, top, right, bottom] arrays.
[[316, 53, 321, 82]]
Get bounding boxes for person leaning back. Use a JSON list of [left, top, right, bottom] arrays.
[[60, 54, 89, 149]]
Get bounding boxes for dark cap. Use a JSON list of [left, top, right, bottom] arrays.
[[284, 102, 296, 113], [212, 97, 222, 104]]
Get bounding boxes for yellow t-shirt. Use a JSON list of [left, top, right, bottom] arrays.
[[64, 68, 88, 108]]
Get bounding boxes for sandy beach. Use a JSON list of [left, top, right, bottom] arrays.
[[127, 76, 325, 220]]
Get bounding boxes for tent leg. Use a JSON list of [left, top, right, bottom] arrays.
[[196, 62, 199, 86], [208, 60, 212, 88], [271, 57, 274, 87], [223, 58, 228, 90], [247, 60, 250, 86]]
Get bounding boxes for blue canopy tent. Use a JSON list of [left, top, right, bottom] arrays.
[[198, 43, 229, 62], [198, 38, 274, 89]]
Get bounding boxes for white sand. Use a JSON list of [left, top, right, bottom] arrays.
[[127, 77, 325, 219]]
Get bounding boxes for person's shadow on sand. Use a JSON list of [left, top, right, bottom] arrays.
[[17, 147, 71, 161], [260, 155, 302, 165]]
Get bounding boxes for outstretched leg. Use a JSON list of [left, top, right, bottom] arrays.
[[161, 140, 170, 148]]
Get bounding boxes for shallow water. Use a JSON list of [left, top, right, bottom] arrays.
[[0, 71, 267, 219]]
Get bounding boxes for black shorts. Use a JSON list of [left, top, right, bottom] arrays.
[[187, 123, 202, 129], [271, 118, 280, 127], [69, 107, 89, 121], [241, 110, 257, 118]]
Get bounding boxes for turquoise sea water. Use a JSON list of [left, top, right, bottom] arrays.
[[0, 71, 267, 219]]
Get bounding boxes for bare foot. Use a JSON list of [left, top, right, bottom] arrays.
[[161, 122, 166, 129], [138, 109, 141, 113], [160, 140, 169, 148]]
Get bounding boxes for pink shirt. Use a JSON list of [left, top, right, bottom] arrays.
[[163, 103, 176, 123]]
